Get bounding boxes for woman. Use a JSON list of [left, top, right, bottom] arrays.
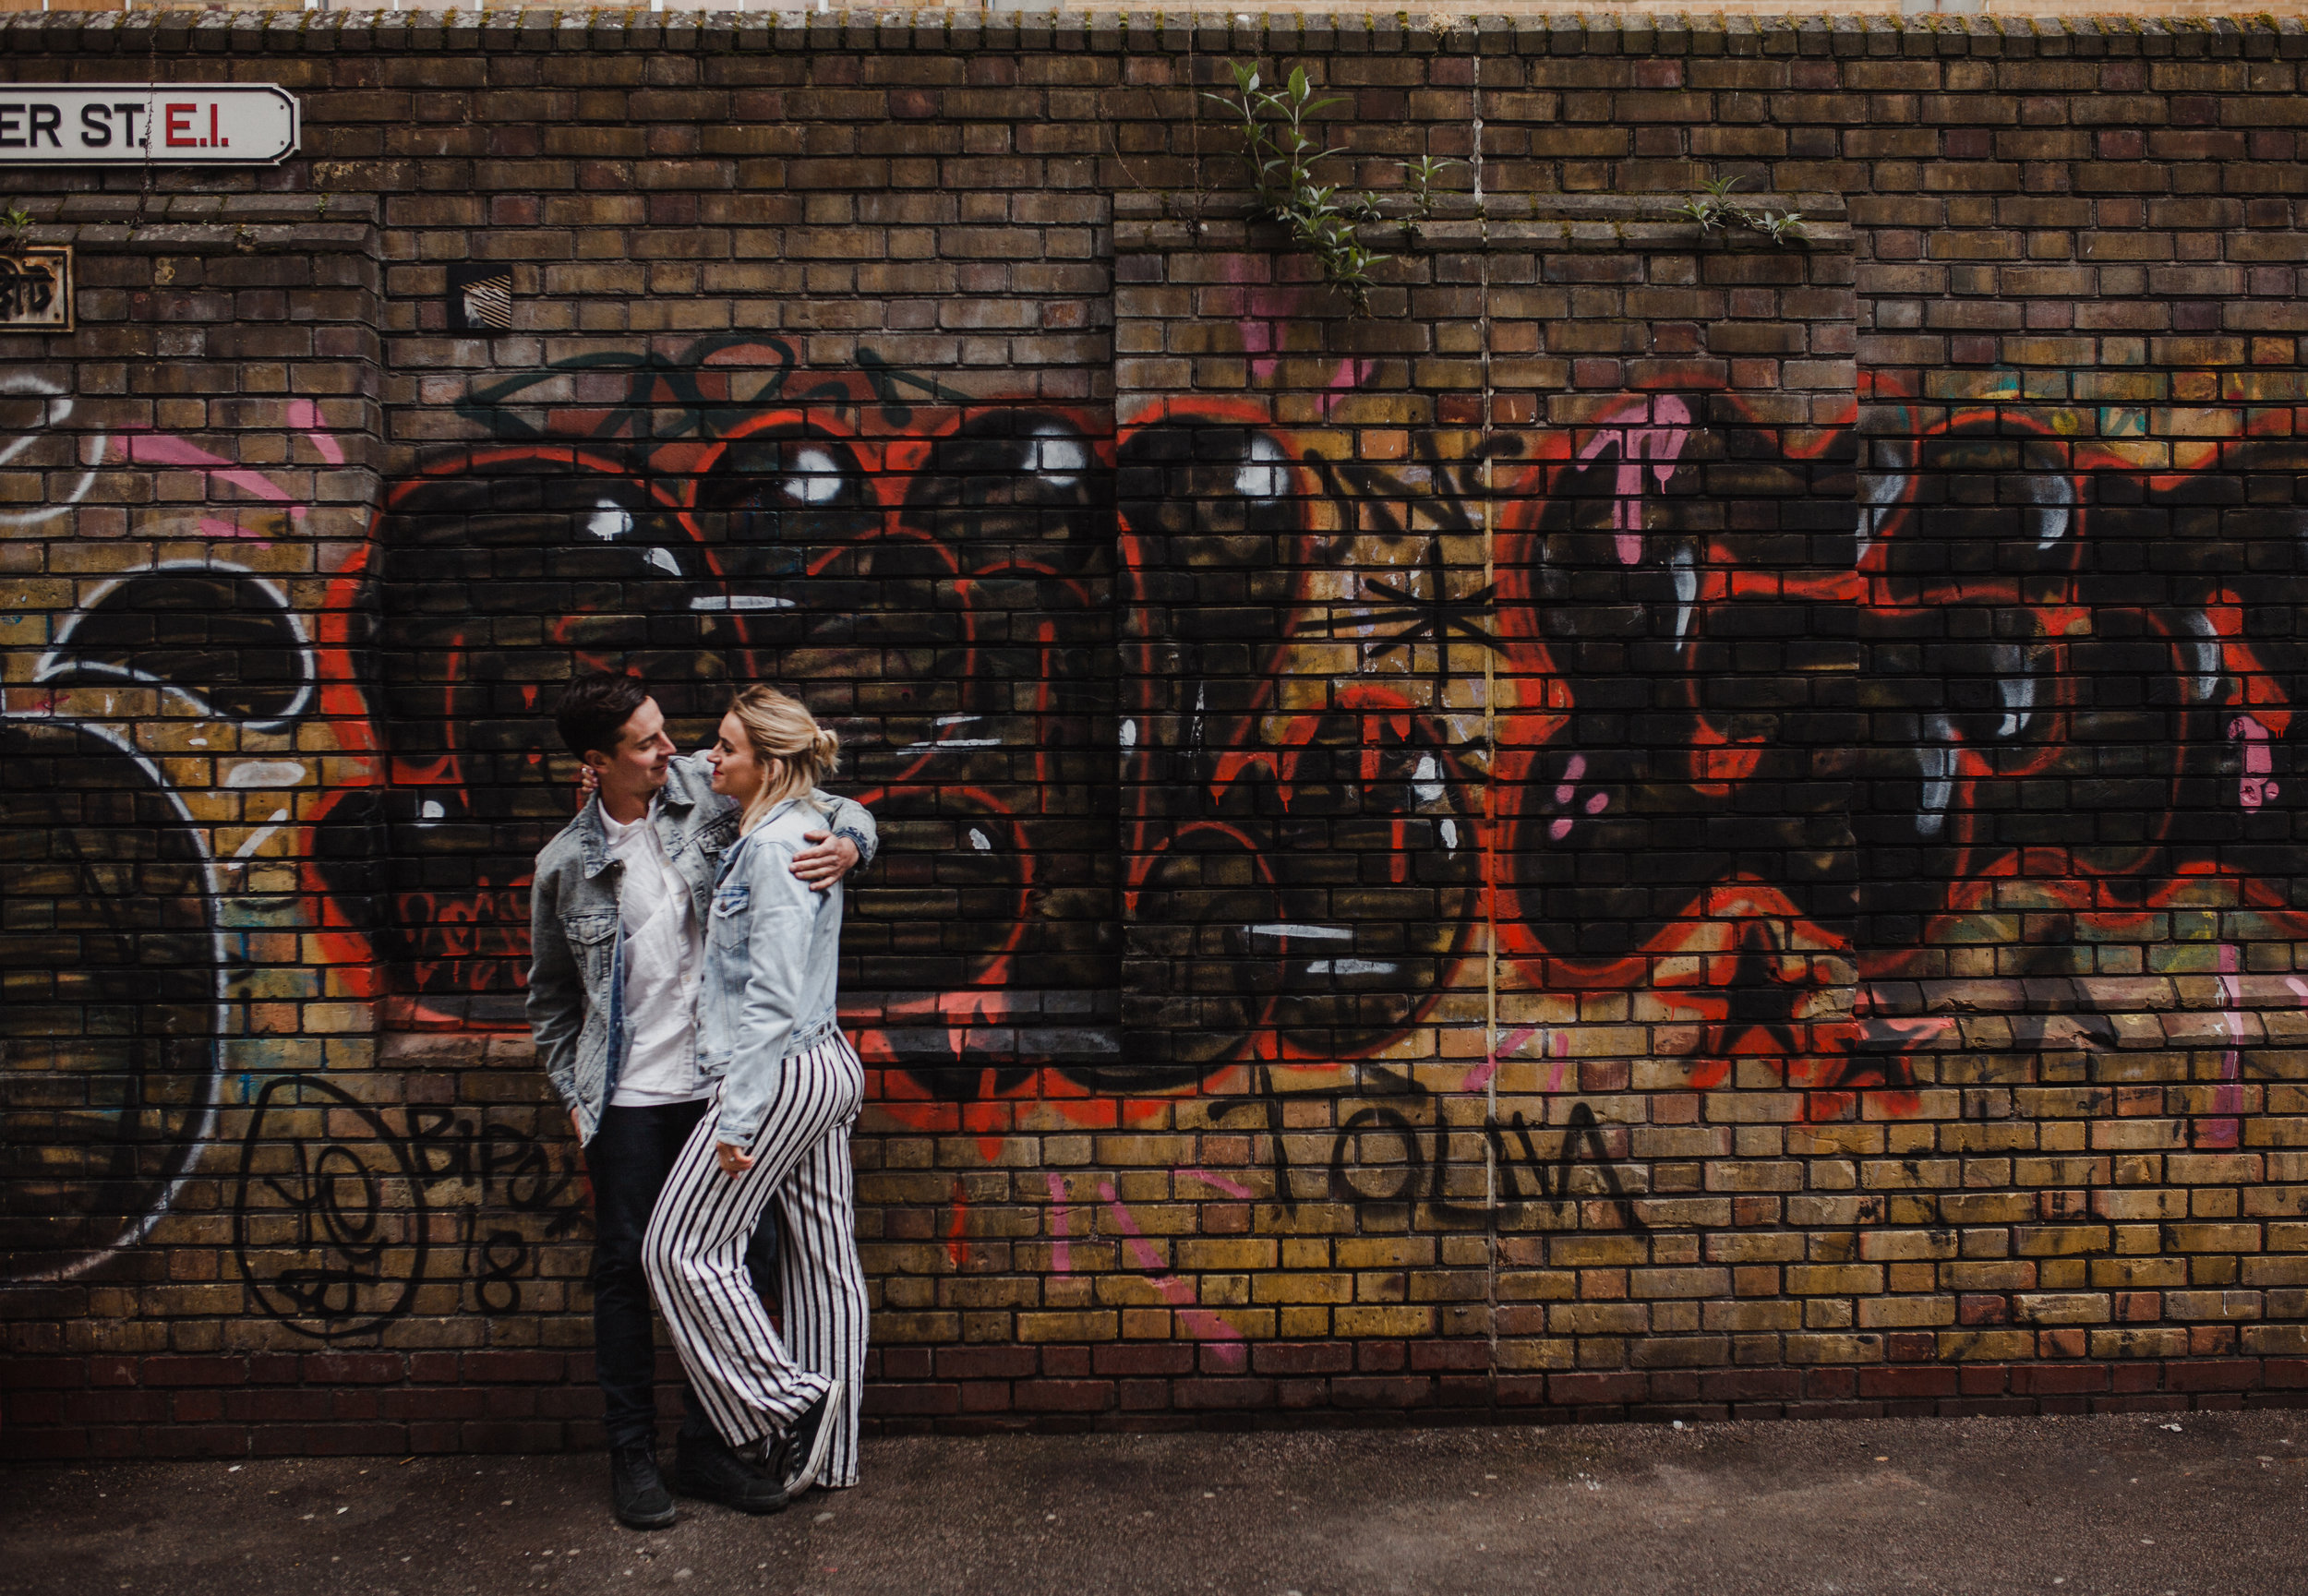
[[643, 685, 868, 1500]]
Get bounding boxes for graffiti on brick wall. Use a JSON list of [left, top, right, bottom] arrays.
[[0, 709, 228, 1283], [1208, 1068, 1651, 1230], [0, 387, 595, 1322], [1116, 405, 1499, 1091], [1115, 371, 2308, 1144], [9, 344, 2308, 1308], [308, 339, 1121, 1120], [0, 521, 296, 1285], [233, 1074, 582, 1338]]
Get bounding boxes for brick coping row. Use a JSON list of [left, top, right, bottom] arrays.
[[6, 7, 2308, 53]]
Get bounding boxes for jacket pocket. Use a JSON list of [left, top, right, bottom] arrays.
[[561, 910, 617, 982], [703, 885, 752, 1043], [563, 910, 617, 943]]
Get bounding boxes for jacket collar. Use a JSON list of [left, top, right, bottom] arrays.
[[660, 753, 715, 813], [717, 796, 804, 876], [575, 792, 662, 880], [571, 794, 616, 880]]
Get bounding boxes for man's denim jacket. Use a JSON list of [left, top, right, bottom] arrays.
[[524, 753, 875, 1146], [695, 794, 848, 1147]]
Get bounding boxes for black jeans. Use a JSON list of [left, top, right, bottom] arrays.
[[589, 1098, 778, 1449]]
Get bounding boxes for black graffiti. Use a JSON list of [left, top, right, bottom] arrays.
[[452, 337, 977, 449], [234, 1074, 427, 1338], [1119, 417, 1497, 1087], [42, 569, 310, 726], [1325, 1099, 1648, 1230], [406, 1106, 582, 1216], [3, 562, 310, 1281], [455, 334, 799, 446], [0, 724, 226, 1284], [234, 1077, 582, 1338], [1215, 1067, 1649, 1231], [475, 1230, 529, 1315], [333, 338, 1118, 1102]]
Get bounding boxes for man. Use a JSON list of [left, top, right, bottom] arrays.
[[526, 672, 876, 1530]]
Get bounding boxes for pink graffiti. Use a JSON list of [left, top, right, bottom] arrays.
[[1467, 1025, 1547, 1092], [1578, 393, 1692, 565], [113, 404, 349, 536], [1549, 753, 1610, 839], [2230, 714, 2279, 810], [1225, 267, 1375, 403], [198, 516, 272, 541], [284, 399, 345, 467], [1099, 1180, 1247, 1372], [126, 433, 302, 514], [1179, 1168, 1254, 1199]]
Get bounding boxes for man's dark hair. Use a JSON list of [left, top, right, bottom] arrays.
[[554, 671, 650, 759]]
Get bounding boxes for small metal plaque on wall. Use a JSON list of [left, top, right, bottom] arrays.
[[0, 246, 72, 332]]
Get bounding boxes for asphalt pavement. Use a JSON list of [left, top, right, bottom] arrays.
[[8, 1410, 2308, 1596]]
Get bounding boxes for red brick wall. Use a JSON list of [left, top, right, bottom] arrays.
[[6, 11, 2308, 1458]]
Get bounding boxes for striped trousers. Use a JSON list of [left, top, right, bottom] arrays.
[[642, 1030, 868, 1487]]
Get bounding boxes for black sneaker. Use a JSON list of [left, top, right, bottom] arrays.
[[778, 1381, 843, 1497], [609, 1441, 677, 1531], [673, 1430, 788, 1516]]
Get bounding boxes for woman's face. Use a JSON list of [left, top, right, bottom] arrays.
[[707, 712, 781, 804]]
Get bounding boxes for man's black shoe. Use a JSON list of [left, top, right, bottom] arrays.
[[673, 1431, 788, 1516], [778, 1381, 843, 1497], [609, 1441, 678, 1530]]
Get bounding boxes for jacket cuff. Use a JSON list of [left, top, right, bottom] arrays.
[[835, 823, 874, 866]]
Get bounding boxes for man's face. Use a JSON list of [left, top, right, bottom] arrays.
[[583, 696, 676, 807]]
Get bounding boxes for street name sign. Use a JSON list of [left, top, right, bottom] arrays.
[[0, 85, 298, 165]]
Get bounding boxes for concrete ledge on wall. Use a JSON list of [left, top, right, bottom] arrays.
[[1112, 191, 1856, 257], [2, 196, 379, 251]]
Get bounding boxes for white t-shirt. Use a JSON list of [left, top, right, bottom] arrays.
[[600, 802, 709, 1107]]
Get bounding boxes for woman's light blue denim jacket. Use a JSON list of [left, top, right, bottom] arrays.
[[696, 791, 847, 1147]]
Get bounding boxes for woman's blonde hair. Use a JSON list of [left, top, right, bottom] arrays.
[[725, 685, 840, 834]]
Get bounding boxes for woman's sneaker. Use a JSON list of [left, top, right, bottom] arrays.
[[673, 1430, 788, 1515], [778, 1382, 843, 1497]]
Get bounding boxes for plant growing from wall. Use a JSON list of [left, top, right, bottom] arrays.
[[1675, 174, 1808, 246], [1399, 155, 1461, 239], [1207, 62, 1461, 317], [0, 207, 34, 258]]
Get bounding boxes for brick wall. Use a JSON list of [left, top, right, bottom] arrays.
[[6, 10, 2308, 1458]]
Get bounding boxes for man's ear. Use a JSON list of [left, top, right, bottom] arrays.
[[580, 747, 612, 772]]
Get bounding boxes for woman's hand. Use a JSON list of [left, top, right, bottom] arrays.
[[715, 1141, 755, 1177]]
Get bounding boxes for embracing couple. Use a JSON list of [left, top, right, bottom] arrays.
[[525, 671, 873, 1530]]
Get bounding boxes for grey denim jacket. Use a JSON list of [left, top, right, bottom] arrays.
[[695, 794, 848, 1147], [525, 753, 875, 1146]]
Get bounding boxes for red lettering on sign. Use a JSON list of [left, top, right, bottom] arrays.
[[164, 102, 197, 148]]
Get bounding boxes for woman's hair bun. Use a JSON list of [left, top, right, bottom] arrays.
[[811, 726, 841, 764]]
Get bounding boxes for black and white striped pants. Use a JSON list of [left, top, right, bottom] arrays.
[[642, 1029, 868, 1486]]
